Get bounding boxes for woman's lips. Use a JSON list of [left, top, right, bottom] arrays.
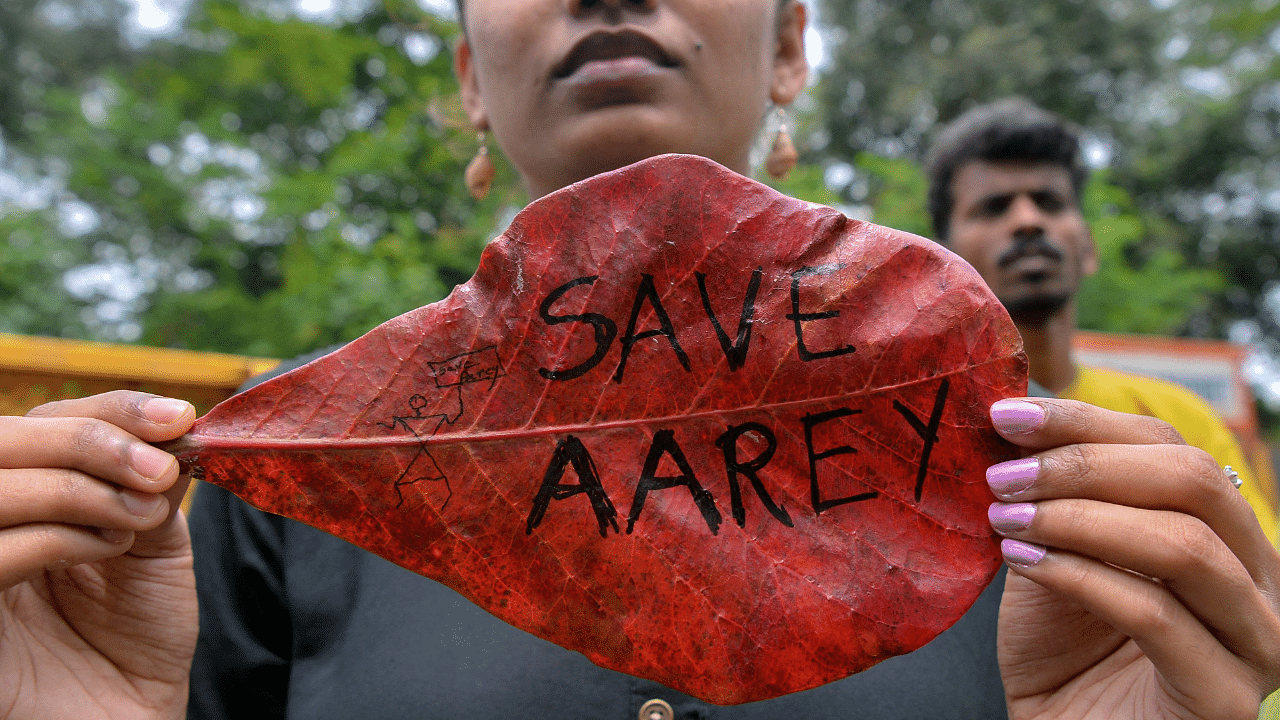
[[563, 56, 667, 85], [553, 30, 678, 83]]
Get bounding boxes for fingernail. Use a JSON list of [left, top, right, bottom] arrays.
[[131, 444, 175, 481], [987, 457, 1040, 497], [96, 528, 134, 544], [121, 489, 165, 518], [991, 399, 1045, 434], [988, 502, 1037, 534], [143, 398, 192, 424], [1001, 538, 1046, 568]]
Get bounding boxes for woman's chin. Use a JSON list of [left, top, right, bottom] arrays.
[[532, 123, 741, 192]]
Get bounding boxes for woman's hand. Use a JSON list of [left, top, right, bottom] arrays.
[[991, 398, 1280, 719], [0, 391, 198, 719]]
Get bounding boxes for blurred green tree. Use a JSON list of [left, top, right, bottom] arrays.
[[0, 0, 504, 359], [0, 0, 135, 339], [813, 0, 1280, 347], [6, 0, 1278, 371]]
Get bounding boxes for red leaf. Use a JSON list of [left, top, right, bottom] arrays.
[[167, 154, 1026, 704]]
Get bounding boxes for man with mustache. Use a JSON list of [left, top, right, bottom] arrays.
[[925, 97, 1279, 545]]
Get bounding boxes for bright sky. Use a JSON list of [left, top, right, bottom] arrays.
[[126, 0, 188, 35]]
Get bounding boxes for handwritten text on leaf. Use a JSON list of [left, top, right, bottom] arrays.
[[166, 155, 1027, 705]]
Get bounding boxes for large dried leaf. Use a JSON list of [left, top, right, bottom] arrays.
[[167, 154, 1026, 704]]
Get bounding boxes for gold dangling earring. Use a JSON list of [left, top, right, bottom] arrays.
[[765, 107, 798, 180], [465, 130, 495, 200]]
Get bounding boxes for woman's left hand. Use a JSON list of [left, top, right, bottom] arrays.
[[990, 398, 1280, 720]]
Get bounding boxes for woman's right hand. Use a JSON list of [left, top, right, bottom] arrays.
[[990, 398, 1280, 719], [1, 391, 199, 719]]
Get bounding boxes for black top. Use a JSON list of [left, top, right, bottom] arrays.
[[185, 349, 1023, 719]]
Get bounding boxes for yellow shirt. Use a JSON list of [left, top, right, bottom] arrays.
[[1060, 364, 1279, 547]]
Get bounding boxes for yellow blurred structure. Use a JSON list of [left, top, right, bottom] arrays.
[[1074, 330, 1279, 515], [0, 333, 279, 416], [1, 332, 280, 512]]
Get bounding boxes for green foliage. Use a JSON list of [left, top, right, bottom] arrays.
[[146, 230, 444, 357], [0, 0, 497, 359], [815, 0, 1280, 347], [1075, 174, 1224, 335], [0, 214, 87, 335], [0, 0, 133, 145], [765, 163, 842, 207], [2, 0, 1272, 374], [0, 0, 136, 339], [851, 153, 932, 239]]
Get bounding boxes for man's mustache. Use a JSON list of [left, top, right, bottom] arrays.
[[997, 232, 1065, 268]]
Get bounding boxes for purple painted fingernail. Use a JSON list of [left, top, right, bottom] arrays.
[[1001, 538, 1046, 568], [990, 399, 1045, 435], [987, 457, 1039, 497], [988, 503, 1036, 534]]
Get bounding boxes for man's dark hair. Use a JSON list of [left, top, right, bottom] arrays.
[[924, 98, 1088, 242]]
